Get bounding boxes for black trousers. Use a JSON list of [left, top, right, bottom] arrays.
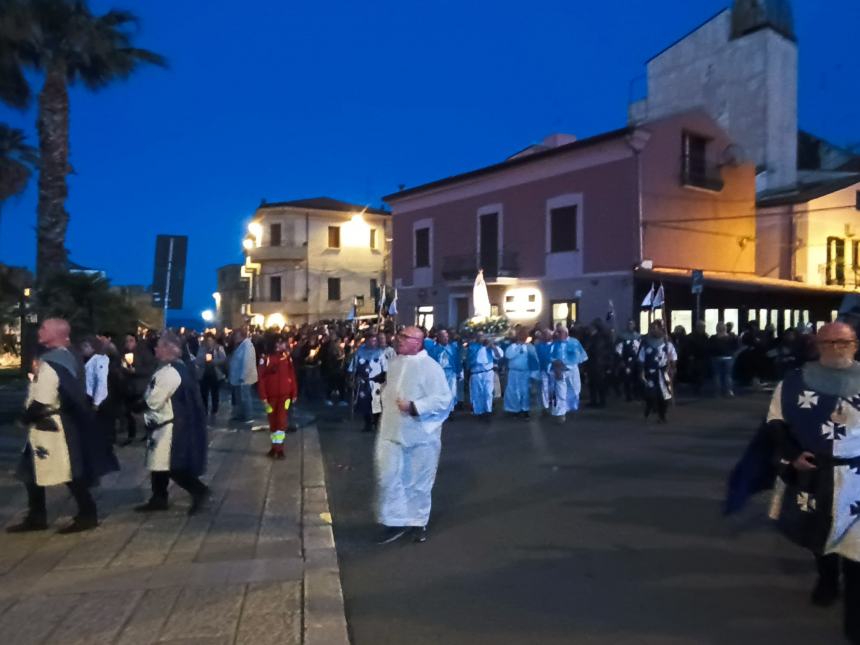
[[588, 372, 607, 407], [622, 373, 639, 402], [363, 412, 380, 432], [27, 479, 96, 521], [151, 470, 208, 502], [199, 375, 220, 414], [817, 553, 860, 643], [644, 394, 668, 421]]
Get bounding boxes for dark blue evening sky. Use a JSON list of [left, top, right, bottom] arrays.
[[1, 0, 857, 320]]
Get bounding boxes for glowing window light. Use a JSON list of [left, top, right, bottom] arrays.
[[342, 213, 372, 247], [503, 288, 543, 320], [247, 221, 263, 247], [265, 313, 286, 328]]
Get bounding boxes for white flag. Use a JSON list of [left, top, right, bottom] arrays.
[[652, 284, 665, 310], [641, 283, 656, 309], [388, 289, 398, 316], [377, 284, 386, 316], [472, 270, 491, 319]]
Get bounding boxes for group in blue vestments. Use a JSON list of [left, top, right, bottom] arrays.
[[424, 329, 462, 413], [503, 329, 540, 417]]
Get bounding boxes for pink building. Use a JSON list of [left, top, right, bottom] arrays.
[[384, 109, 797, 333]]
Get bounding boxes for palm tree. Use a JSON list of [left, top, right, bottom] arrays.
[[0, 123, 37, 240], [0, 0, 165, 281]]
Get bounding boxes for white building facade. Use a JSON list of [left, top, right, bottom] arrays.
[[242, 197, 390, 326]]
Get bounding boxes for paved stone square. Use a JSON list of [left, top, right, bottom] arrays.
[[0, 408, 348, 645]]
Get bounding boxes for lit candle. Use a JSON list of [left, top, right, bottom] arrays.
[[206, 353, 213, 363], [124, 352, 134, 366]]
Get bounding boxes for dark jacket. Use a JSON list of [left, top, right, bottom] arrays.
[[168, 360, 208, 476]]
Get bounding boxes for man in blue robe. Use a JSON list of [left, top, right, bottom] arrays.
[[467, 332, 499, 418], [550, 327, 588, 414], [503, 328, 539, 418], [424, 329, 461, 413], [534, 329, 554, 413]]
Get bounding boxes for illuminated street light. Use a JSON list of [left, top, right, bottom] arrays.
[[247, 221, 263, 247], [201, 309, 215, 323]]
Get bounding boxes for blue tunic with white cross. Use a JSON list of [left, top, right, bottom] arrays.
[[773, 368, 860, 557]]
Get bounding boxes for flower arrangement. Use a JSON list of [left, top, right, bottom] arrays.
[[460, 315, 510, 337]]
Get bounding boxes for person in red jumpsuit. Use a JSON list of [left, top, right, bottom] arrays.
[[257, 335, 298, 459]]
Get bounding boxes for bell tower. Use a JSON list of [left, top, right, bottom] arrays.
[[634, 0, 798, 192]]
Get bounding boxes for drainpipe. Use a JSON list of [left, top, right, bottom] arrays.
[[625, 129, 650, 264], [305, 212, 310, 307]]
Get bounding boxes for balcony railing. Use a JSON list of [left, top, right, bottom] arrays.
[[441, 251, 519, 281], [681, 155, 724, 192], [246, 244, 308, 262]]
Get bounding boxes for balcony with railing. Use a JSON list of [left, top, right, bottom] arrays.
[[441, 251, 520, 281], [680, 155, 724, 192], [246, 243, 308, 262]]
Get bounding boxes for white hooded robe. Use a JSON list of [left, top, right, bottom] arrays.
[[375, 350, 452, 527]]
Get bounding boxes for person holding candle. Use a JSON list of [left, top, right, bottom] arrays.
[[121, 333, 156, 445], [196, 332, 226, 416]]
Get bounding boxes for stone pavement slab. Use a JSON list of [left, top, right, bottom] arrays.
[[0, 409, 348, 645]]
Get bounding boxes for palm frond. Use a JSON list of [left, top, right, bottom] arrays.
[[0, 123, 37, 201]]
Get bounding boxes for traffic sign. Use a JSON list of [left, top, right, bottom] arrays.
[[691, 269, 704, 295]]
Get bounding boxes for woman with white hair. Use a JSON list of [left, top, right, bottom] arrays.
[[135, 332, 210, 515]]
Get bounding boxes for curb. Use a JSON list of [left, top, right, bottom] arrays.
[[302, 425, 350, 645]]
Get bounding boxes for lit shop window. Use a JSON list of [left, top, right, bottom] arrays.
[[671, 310, 692, 334], [553, 301, 578, 328], [503, 288, 542, 320], [704, 309, 719, 336], [723, 308, 739, 334], [416, 306, 434, 330]]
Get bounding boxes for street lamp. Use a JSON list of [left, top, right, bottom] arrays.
[[201, 309, 214, 323]]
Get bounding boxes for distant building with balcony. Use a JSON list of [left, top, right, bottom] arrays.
[[385, 0, 860, 336], [386, 109, 766, 333], [241, 197, 390, 326]]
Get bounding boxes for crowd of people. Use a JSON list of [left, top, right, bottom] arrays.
[[8, 310, 860, 641]]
